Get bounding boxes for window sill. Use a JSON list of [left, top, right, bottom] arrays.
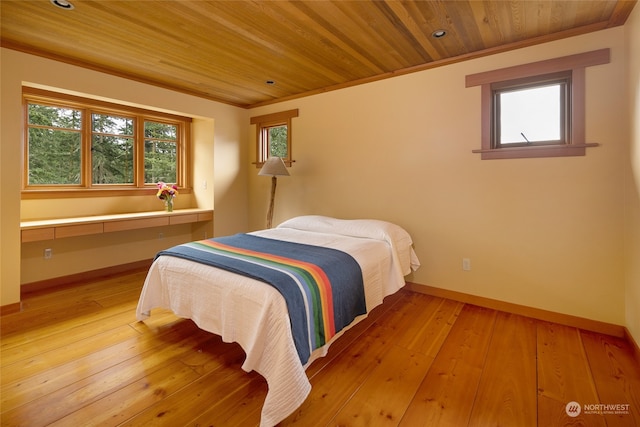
[[472, 143, 599, 160], [21, 187, 192, 200], [20, 208, 213, 243]]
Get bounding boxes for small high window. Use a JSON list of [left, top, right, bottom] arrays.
[[493, 71, 570, 148], [466, 49, 609, 160], [250, 109, 298, 167], [263, 124, 289, 159]]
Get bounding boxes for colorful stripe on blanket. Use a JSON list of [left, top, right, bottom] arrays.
[[155, 234, 366, 364]]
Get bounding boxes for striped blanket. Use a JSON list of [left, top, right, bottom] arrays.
[[155, 234, 366, 364]]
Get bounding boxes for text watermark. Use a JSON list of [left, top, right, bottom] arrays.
[[566, 401, 631, 417]]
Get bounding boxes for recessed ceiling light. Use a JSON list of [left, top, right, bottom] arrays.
[[431, 29, 447, 38], [50, 0, 74, 10], [265, 80, 276, 85]]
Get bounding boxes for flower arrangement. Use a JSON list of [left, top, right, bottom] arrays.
[[156, 182, 178, 212]]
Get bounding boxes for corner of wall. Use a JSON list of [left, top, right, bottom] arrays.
[[624, 3, 640, 347]]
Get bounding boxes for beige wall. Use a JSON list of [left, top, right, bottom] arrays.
[[248, 28, 629, 327], [625, 5, 640, 345], [1, 48, 249, 302]]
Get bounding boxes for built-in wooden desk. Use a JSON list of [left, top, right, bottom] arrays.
[[20, 209, 214, 243]]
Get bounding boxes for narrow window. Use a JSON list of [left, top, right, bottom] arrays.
[[263, 124, 288, 159], [144, 120, 178, 184], [250, 109, 298, 167]]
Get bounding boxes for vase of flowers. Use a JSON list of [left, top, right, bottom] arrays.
[[156, 182, 178, 212]]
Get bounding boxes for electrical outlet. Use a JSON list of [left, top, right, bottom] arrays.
[[158, 232, 164, 239], [44, 248, 53, 259], [462, 258, 471, 271]]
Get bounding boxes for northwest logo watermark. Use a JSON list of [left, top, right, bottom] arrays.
[[566, 401, 631, 417], [565, 402, 581, 417]]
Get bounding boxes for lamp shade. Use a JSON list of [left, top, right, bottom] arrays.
[[258, 156, 289, 177]]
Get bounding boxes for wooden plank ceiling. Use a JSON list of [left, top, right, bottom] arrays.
[[1, 0, 636, 108]]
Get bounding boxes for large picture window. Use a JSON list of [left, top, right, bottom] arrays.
[[23, 88, 190, 197]]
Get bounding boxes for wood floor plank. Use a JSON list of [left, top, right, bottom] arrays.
[[281, 308, 406, 424], [117, 362, 260, 426], [394, 297, 464, 358], [2, 271, 637, 427], [537, 322, 606, 427], [0, 323, 140, 383], [399, 304, 498, 427], [330, 344, 434, 426], [467, 311, 538, 427], [1, 324, 214, 425], [581, 330, 640, 426], [49, 335, 248, 426], [326, 296, 463, 426], [92, 286, 144, 308], [1, 310, 138, 365], [373, 292, 440, 341], [0, 300, 105, 337], [19, 273, 144, 311], [47, 360, 201, 427], [184, 375, 267, 427], [0, 299, 139, 349], [0, 319, 201, 413]]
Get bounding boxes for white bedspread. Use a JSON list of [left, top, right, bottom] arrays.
[[136, 216, 420, 426]]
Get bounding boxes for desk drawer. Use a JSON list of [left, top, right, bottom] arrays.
[[104, 217, 169, 233], [56, 223, 104, 239], [22, 228, 55, 242]]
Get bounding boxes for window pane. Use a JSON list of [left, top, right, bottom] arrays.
[[92, 135, 134, 184], [145, 140, 177, 183], [28, 104, 81, 129], [499, 85, 561, 144], [144, 121, 177, 183], [92, 113, 134, 135], [145, 121, 177, 140], [91, 114, 134, 184], [27, 103, 82, 185], [28, 128, 81, 184], [268, 125, 288, 158]]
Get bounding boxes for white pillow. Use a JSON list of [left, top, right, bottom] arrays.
[[278, 215, 420, 274]]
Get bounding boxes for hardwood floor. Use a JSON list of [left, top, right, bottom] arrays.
[[2, 270, 639, 426]]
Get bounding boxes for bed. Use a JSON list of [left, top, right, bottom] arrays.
[[136, 215, 420, 426]]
